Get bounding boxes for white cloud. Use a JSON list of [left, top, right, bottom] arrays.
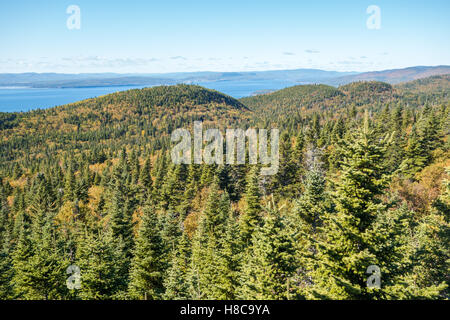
[[170, 56, 187, 60]]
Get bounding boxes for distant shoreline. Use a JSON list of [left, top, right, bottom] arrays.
[[0, 86, 32, 89]]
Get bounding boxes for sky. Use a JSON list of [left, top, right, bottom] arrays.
[[0, 0, 449, 74]]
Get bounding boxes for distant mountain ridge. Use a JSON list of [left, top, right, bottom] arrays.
[[0, 66, 448, 89], [327, 65, 450, 85], [0, 69, 356, 88]]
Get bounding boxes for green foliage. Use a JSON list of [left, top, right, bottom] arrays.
[[240, 167, 262, 245], [0, 230, 14, 299], [129, 203, 166, 300], [76, 229, 129, 300], [238, 202, 296, 299], [0, 79, 448, 300], [163, 231, 191, 300]]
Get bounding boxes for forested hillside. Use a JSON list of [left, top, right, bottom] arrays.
[[0, 84, 250, 165], [0, 78, 448, 300]]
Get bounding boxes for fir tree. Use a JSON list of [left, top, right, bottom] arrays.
[[271, 132, 296, 197], [76, 229, 129, 300], [129, 204, 166, 300], [63, 163, 76, 202], [12, 175, 67, 300], [400, 125, 428, 179], [108, 176, 134, 257], [11, 212, 34, 299], [290, 131, 305, 197], [0, 229, 14, 299], [306, 114, 392, 299], [238, 202, 296, 299], [306, 114, 442, 299], [215, 211, 242, 299], [161, 163, 188, 211], [188, 181, 230, 299], [139, 157, 153, 196], [163, 231, 191, 300], [240, 166, 262, 245]]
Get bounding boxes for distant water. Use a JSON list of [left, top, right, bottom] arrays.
[[0, 80, 297, 112], [0, 86, 148, 112], [199, 79, 297, 99]]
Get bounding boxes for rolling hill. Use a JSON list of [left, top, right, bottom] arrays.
[[1, 75, 449, 166], [328, 65, 450, 86], [240, 81, 397, 121], [240, 76, 450, 126], [396, 74, 450, 93], [0, 75, 448, 301], [0, 84, 251, 164]]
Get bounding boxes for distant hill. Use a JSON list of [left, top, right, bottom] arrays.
[[1, 75, 449, 165], [0, 69, 356, 88], [338, 81, 395, 102], [1, 66, 448, 90], [29, 76, 176, 88], [395, 74, 450, 93], [0, 84, 250, 162], [172, 69, 356, 82], [327, 66, 450, 86], [240, 75, 450, 123], [0, 72, 128, 86], [241, 84, 343, 113], [240, 81, 396, 114]]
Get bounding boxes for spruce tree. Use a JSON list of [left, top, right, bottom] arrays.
[[129, 204, 166, 300], [139, 157, 153, 196], [76, 228, 129, 300], [288, 162, 329, 297], [407, 174, 450, 298], [188, 182, 231, 299], [306, 114, 442, 299], [27, 213, 68, 300], [215, 211, 242, 299], [12, 175, 67, 300], [109, 176, 134, 257], [163, 231, 191, 300], [152, 152, 168, 204], [240, 166, 262, 245], [290, 131, 305, 197], [238, 203, 296, 299], [0, 229, 13, 299], [400, 125, 428, 179], [161, 163, 188, 211], [179, 164, 199, 218], [306, 114, 391, 299], [271, 132, 296, 197], [292, 164, 327, 234], [63, 163, 76, 202], [11, 212, 34, 299]]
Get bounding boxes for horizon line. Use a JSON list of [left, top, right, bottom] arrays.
[[1, 65, 450, 76]]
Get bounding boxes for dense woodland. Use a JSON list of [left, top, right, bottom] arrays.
[[0, 75, 448, 300]]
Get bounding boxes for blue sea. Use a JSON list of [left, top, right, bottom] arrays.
[[0, 80, 297, 113]]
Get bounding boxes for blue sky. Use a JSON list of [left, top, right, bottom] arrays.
[[0, 0, 449, 73]]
